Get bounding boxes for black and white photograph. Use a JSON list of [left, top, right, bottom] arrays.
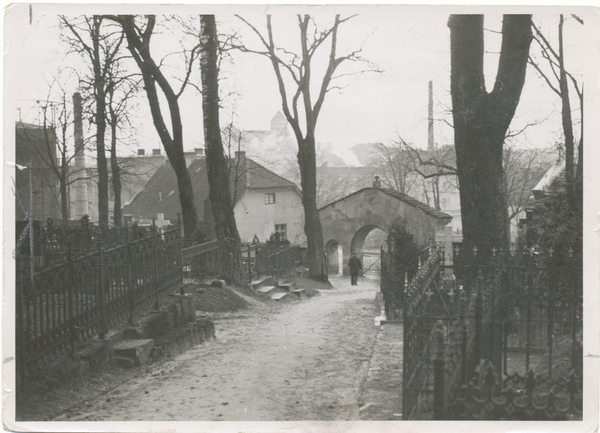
[[3, 3, 599, 432]]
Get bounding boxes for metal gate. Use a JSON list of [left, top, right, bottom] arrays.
[[361, 250, 381, 277]]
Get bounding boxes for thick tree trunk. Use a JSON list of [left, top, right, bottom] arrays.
[[200, 15, 243, 285], [449, 14, 532, 262], [297, 135, 327, 282], [92, 16, 110, 227]]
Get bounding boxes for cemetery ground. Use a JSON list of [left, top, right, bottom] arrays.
[[18, 275, 404, 422]]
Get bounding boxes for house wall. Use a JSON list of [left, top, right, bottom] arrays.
[[234, 188, 304, 245], [15, 123, 62, 221]]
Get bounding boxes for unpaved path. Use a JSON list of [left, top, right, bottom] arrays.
[[56, 276, 380, 422]]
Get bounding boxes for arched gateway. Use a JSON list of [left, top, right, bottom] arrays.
[[319, 187, 452, 276]]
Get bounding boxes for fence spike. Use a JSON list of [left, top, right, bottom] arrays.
[[525, 369, 536, 399]]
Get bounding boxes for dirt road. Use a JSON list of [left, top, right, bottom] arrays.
[[56, 276, 381, 422]]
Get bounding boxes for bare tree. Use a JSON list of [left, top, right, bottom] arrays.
[[16, 83, 92, 223], [61, 15, 125, 226], [529, 15, 583, 211], [370, 141, 418, 196], [503, 146, 553, 237], [370, 138, 457, 210], [449, 14, 532, 261], [106, 15, 200, 239], [106, 70, 140, 226], [200, 14, 244, 284], [233, 14, 378, 282]]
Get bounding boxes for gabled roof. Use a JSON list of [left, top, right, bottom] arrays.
[[532, 159, 565, 200], [122, 156, 299, 221], [319, 186, 452, 222], [238, 157, 298, 191]]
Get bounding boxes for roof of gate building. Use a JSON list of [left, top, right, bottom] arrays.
[[319, 186, 452, 222]]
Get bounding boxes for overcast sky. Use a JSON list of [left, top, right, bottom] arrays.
[[5, 4, 590, 162]]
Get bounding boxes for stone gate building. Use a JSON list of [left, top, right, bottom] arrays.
[[319, 185, 452, 275]]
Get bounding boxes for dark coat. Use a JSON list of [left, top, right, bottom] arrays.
[[348, 256, 362, 273]]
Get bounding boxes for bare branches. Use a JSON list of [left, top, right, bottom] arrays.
[[232, 14, 379, 139]]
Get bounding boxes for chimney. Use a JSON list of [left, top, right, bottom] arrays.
[[194, 148, 204, 157], [138, 149, 145, 156], [235, 150, 246, 159], [373, 175, 382, 188], [152, 149, 161, 156], [428, 81, 434, 151]]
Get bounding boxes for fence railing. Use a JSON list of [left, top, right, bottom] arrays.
[[383, 243, 584, 420], [16, 218, 163, 271], [16, 227, 182, 390], [241, 242, 302, 283], [182, 239, 220, 284]]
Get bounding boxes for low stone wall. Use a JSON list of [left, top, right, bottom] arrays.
[[21, 293, 214, 400]]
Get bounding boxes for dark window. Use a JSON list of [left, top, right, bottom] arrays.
[[275, 223, 287, 241]]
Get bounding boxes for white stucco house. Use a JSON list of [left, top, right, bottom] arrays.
[[122, 151, 304, 245]]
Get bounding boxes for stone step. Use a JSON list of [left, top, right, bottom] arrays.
[[250, 276, 273, 291], [277, 282, 295, 291], [257, 285, 277, 295], [271, 292, 289, 301], [113, 339, 154, 367], [296, 267, 310, 278]]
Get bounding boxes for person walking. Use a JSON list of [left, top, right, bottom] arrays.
[[348, 253, 362, 286]]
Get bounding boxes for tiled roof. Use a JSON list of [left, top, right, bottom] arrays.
[[121, 161, 182, 221], [319, 187, 453, 222], [239, 158, 298, 191], [122, 156, 299, 221]]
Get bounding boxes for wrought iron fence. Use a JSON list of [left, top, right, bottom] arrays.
[[242, 242, 302, 283], [385, 243, 583, 420], [15, 226, 182, 392], [16, 217, 160, 271], [182, 240, 221, 284]]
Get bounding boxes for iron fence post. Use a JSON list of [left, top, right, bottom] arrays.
[[15, 267, 25, 400], [153, 220, 160, 303], [474, 276, 482, 365], [126, 227, 135, 325], [67, 243, 77, 355], [247, 246, 252, 283], [98, 239, 108, 339], [433, 321, 446, 420]]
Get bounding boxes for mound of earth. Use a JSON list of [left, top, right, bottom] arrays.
[[186, 283, 250, 312]]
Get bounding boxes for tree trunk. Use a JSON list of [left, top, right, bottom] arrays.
[[117, 15, 198, 240], [297, 135, 327, 282], [109, 113, 122, 226], [449, 14, 532, 263], [200, 15, 243, 285], [91, 16, 110, 227], [60, 161, 69, 223], [558, 14, 577, 211]]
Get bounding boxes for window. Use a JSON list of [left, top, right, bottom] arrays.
[[275, 224, 287, 241], [265, 193, 276, 205]]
